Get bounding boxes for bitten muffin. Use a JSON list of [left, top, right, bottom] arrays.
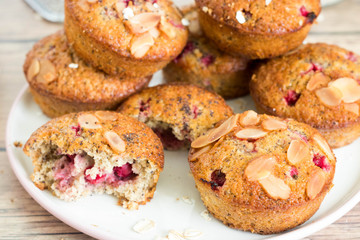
[[118, 83, 234, 150], [64, 0, 188, 77], [195, 0, 321, 59], [189, 111, 336, 234], [163, 6, 251, 99], [23, 30, 151, 118], [250, 43, 360, 148], [23, 111, 164, 210]]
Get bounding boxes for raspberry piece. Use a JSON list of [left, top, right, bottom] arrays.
[[193, 106, 199, 119], [174, 41, 195, 63], [347, 52, 358, 62], [284, 90, 300, 106], [300, 6, 316, 23], [152, 128, 187, 150], [84, 167, 106, 184], [290, 167, 298, 179], [71, 124, 81, 136], [113, 163, 136, 181], [210, 170, 226, 190], [313, 154, 331, 171], [200, 55, 215, 67], [123, 0, 135, 7]]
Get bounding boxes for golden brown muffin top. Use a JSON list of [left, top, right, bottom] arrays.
[[24, 111, 164, 169], [174, 6, 249, 74], [65, 0, 188, 60], [195, 0, 321, 34], [189, 111, 336, 210], [118, 83, 234, 140], [251, 43, 360, 129], [23, 30, 151, 104]]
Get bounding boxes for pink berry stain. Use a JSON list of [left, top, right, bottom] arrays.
[[347, 52, 358, 62], [200, 55, 215, 67], [152, 128, 187, 150], [71, 124, 81, 136], [301, 62, 323, 76], [290, 167, 298, 179], [313, 154, 331, 171], [192, 105, 199, 119], [284, 90, 300, 106], [84, 167, 106, 184]]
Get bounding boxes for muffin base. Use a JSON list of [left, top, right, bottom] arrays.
[[163, 62, 250, 99], [194, 178, 330, 234], [253, 100, 360, 148], [198, 11, 312, 59]]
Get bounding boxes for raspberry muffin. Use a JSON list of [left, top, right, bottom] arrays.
[[163, 6, 251, 99], [23, 30, 151, 118], [250, 43, 360, 148], [23, 111, 164, 210], [189, 111, 336, 234], [65, 0, 188, 77], [195, 0, 320, 59], [118, 83, 234, 150]]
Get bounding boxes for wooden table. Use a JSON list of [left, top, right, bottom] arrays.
[[1, 0, 360, 239]]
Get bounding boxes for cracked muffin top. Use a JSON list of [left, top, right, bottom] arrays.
[[24, 30, 151, 104], [189, 111, 335, 209], [195, 0, 321, 34], [250, 43, 360, 129], [65, 0, 188, 60]]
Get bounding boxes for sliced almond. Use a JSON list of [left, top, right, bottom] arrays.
[[259, 174, 290, 200], [239, 110, 260, 127], [306, 168, 326, 199], [261, 118, 287, 131], [78, 114, 102, 129], [313, 134, 335, 161], [36, 59, 57, 84], [87, 0, 97, 3], [191, 114, 239, 148], [125, 12, 161, 34], [105, 131, 126, 153], [148, 27, 160, 39], [159, 16, 176, 38], [235, 128, 267, 140], [245, 155, 277, 181], [27, 59, 40, 80], [287, 140, 310, 165], [130, 32, 154, 58], [329, 77, 360, 103], [306, 72, 329, 91], [344, 103, 359, 115], [95, 111, 118, 121], [189, 145, 211, 162], [315, 86, 343, 107]]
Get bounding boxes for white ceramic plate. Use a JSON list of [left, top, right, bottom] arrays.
[[6, 70, 360, 240]]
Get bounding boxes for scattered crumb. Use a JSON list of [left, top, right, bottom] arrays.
[[181, 196, 194, 205], [200, 210, 212, 221], [176, 197, 180, 201], [91, 224, 98, 227], [0, 170, 4, 174], [13, 141, 23, 148], [10, 199, 15, 203], [132, 219, 156, 233], [183, 229, 203, 239]]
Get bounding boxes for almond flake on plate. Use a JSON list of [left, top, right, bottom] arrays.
[[168, 230, 186, 240], [182, 196, 194, 205], [200, 210, 212, 221], [132, 219, 156, 233], [183, 229, 203, 239]]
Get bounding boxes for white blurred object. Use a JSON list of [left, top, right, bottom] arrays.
[[321, 0, 343, 7], [23, 0, 64, 22]]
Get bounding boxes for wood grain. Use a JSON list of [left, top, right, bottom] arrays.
[[1, 0, 360, 239]]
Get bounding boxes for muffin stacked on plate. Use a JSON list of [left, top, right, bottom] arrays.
[[163, 6, 253, 99], [24, 0, 188, 118]]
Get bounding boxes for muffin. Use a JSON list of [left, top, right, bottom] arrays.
[[23, 111, 164, 210], [118, 83, 234, 150], [189, 111, 336, 234], [64, 0, 188, 77], [23, 30, 151, 118], [163, 6, 251, 99], [195, 0, 321, 59], [250, 43, 360, 148]]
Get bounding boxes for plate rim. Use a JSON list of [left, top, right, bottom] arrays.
[[6, 84, 360, 240]]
